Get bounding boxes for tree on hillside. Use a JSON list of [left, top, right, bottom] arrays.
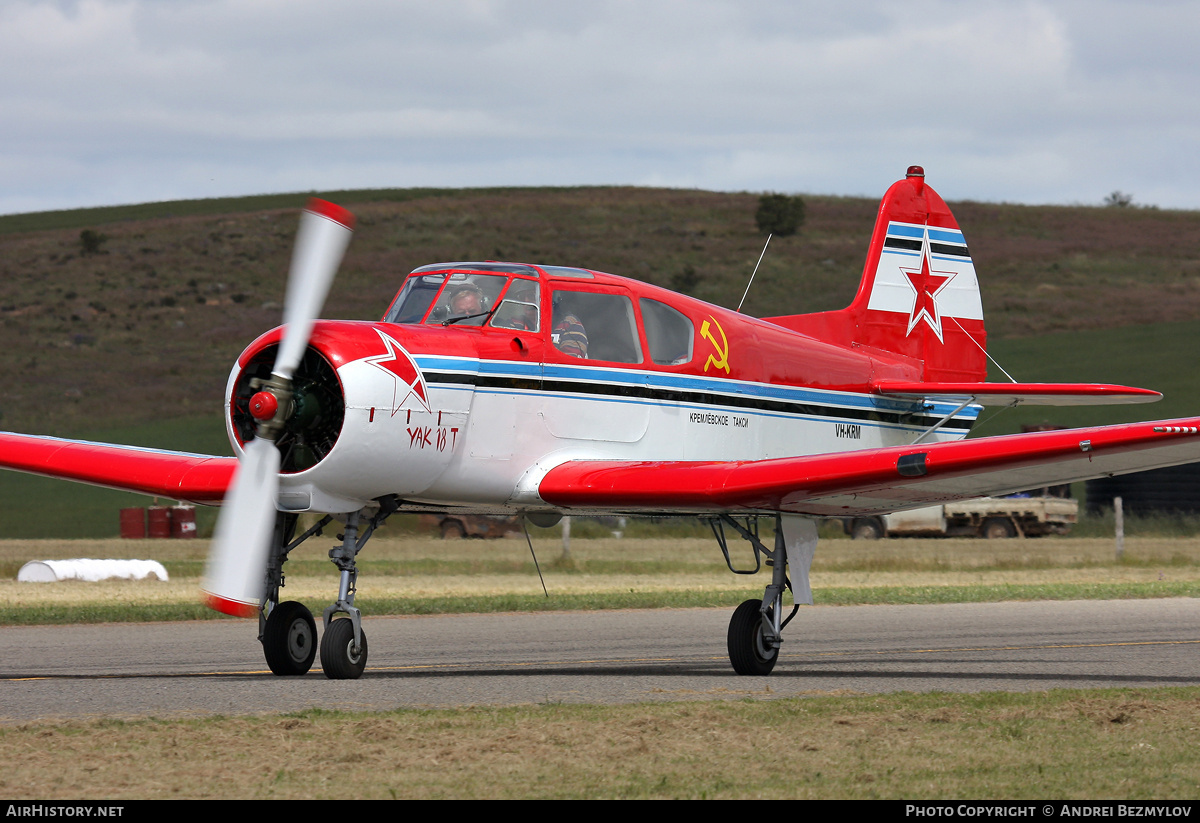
[[755, 193, 805, 237], [670, 264, 701, 295], [79, 229, 107, 255], [1104, 191, 1134, 208]]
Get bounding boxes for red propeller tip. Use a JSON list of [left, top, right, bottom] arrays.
[[202, 592, 258, 618], [305, 198, 356, 230]]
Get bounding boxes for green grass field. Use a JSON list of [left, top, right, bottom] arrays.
[[0, 415, 230, 538]]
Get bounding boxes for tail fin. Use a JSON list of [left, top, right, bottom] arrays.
[[765, 166, 987, 382]]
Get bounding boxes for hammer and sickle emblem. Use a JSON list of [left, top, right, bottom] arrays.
[[700, 316, 730, 373]]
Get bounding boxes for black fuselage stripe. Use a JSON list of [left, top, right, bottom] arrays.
[[422, 372, 973, 430]]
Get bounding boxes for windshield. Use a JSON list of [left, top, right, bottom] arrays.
[[383, 272, 541, 330]]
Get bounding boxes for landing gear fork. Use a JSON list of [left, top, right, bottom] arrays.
[[708, 514, 799, 676], [317, 496, 398, 679]]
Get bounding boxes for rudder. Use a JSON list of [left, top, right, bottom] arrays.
[[766, 166, 987, 383]]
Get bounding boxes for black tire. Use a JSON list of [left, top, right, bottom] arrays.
[[440, 519, 465, 539], [262, 601, 317, 676], [320, 617, 368, 680], [727, 598, 778, 676], [982, 517, 1016, 539], [851, 517, 884, 540]]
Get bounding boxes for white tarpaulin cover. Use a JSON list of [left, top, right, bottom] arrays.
[[17, 558, 169, 583]]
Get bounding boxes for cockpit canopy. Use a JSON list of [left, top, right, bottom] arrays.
[[382, 262, 695, 368]]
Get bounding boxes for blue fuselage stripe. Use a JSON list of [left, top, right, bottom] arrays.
[[415, 357, 979, 430]]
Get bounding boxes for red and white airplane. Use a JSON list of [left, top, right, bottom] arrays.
[[3, 166, 1197, 679]]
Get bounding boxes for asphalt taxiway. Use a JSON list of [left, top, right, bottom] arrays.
[[2, 599, 1197, 722]]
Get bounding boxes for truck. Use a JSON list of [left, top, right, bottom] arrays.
[[843, 495, 1079, 539], [420, 514, 524, 539]]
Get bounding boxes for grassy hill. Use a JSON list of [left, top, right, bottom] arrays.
[[1, 185, 1198, 536]]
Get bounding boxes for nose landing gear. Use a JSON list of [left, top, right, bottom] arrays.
[[257, 499, 397, 679], [320, 618, 368, 680]]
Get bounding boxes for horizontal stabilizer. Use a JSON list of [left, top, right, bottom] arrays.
[[871, 380, 1162, 406], [0, 432, 235, 504]]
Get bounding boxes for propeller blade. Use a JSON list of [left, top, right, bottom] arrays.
[[274, 199, 355, 380], [202, 198, 355, 617], [202, 437, 281, 617]]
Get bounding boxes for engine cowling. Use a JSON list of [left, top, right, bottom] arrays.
[[226, 321, 462, 512], [229, 341, 345, 473]]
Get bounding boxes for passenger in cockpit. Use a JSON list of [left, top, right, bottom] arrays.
[[493, 281, 540, 331], [552, 307, 588, 358]]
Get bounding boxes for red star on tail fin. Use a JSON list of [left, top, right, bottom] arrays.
[[900, 247, 955, 342]]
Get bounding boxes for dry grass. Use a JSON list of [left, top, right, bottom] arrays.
[[2, 689, 1199, 799], [7, 534, 1200, 568], [2, 535, 1198, 621]]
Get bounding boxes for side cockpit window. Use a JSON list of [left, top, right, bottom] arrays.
[[641, 298, 694, 365], [490, 279, 540, 332], [551, 290, 642, 364]]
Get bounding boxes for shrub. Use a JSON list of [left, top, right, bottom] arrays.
[[755, 193, 805, 237], [670, 264, 701, 294], [79, 229, 108, 254]]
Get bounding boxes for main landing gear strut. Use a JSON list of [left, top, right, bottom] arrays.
[[258, 496, 398, 679], [706, 514, 818, 676]]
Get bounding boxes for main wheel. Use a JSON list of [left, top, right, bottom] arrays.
[[851, 518, 884, 540], [982, 517, 1016, 539], [262, 601, 317, 676], [320, 617, 368, 680], [440, 519, 466, 539], [727, 598, 778, 676]]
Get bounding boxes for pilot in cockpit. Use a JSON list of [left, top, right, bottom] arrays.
[[447, 285, 485, 319]]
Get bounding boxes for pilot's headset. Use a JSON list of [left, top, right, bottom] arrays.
[[448, 284, 487, 312], [551, 291, 572, 321]]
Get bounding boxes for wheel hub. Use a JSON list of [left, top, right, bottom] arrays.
[[287, 619, 312, 662]]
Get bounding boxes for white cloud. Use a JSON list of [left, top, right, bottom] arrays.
[[2, 0, 1200, 213]]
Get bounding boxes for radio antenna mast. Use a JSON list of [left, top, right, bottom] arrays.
[[737, 234, 772, 313]]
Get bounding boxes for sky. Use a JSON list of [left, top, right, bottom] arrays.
[[3, 0, 1200, 215]]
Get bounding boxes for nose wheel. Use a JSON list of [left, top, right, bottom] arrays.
[[320, 618, 368, 679], [261, 601, 318, 676]]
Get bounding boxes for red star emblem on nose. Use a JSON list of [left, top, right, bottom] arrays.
[[364, 328, 430, 415], [900, 246, 955, 342]]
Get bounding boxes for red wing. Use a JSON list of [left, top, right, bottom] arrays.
[[0, 433, 236, 504], [539, 418, 1200, 516], [872, 380, 1162, 406]]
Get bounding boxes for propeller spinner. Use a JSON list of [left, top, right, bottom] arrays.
[[202, 199, 355, 617]]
